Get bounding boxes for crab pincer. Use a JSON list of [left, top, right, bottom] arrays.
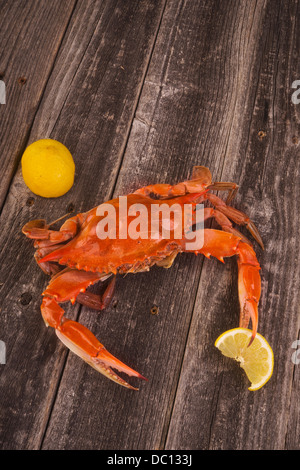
[[42, 296, 146, 390], [40, 268, 147, 389]]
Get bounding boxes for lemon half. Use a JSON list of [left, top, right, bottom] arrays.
[[21, 139, 75, 198], [215, 328, 274, 391]]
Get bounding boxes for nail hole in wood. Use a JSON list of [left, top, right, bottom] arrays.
[[20, 292, 32, 306], [258, 130, 266, 140], [292, 136, 298, 145], [26, 197, 35, 206], [18, 76, 27, 85], [67, 203, 75, 213], [150, 305, 159, 315]]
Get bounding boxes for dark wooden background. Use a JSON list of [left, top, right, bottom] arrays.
[[0, 0, 299, 450]]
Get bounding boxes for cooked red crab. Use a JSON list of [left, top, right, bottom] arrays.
[[22, 166, 262, 389]]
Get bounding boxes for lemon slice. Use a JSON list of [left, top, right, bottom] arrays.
[[21, 139, 75, 198], [215, 328, 274, 391]]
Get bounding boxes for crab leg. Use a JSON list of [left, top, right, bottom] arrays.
[[41, 269, 145, 389], [182, 229, 261, 344], [22, 215, 88, 273], [133, 166, 212, 199], [76, 275, 116, 310], [206, 193, 264, 249], [22, 213, 88, 246], [203, 207, 253, 247], [134, 167, 263, 249]]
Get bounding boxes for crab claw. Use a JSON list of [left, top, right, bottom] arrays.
[[22, 219, 49, 238], [55, 318, 146, 390]]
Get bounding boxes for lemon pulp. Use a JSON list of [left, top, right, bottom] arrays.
[[215, 328, 274, 391], [21, 138, 75, 198]]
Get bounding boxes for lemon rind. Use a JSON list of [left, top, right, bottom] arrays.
[[215, 328, 274, 391]]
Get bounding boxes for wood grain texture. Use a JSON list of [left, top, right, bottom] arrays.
[[0, 0, 77, 209], [44, 0, 300, 450], [0, 0, 166, 449], [0, 0, 299, 451], [165, 0, 300, 450]]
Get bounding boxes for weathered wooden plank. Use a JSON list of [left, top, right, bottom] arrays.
[[0, 0, 166, 449], [39, 0, 292, 451], [1, 0, 298, 451], [166, 0, 300, 450], [0, 0, 77, 209]]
